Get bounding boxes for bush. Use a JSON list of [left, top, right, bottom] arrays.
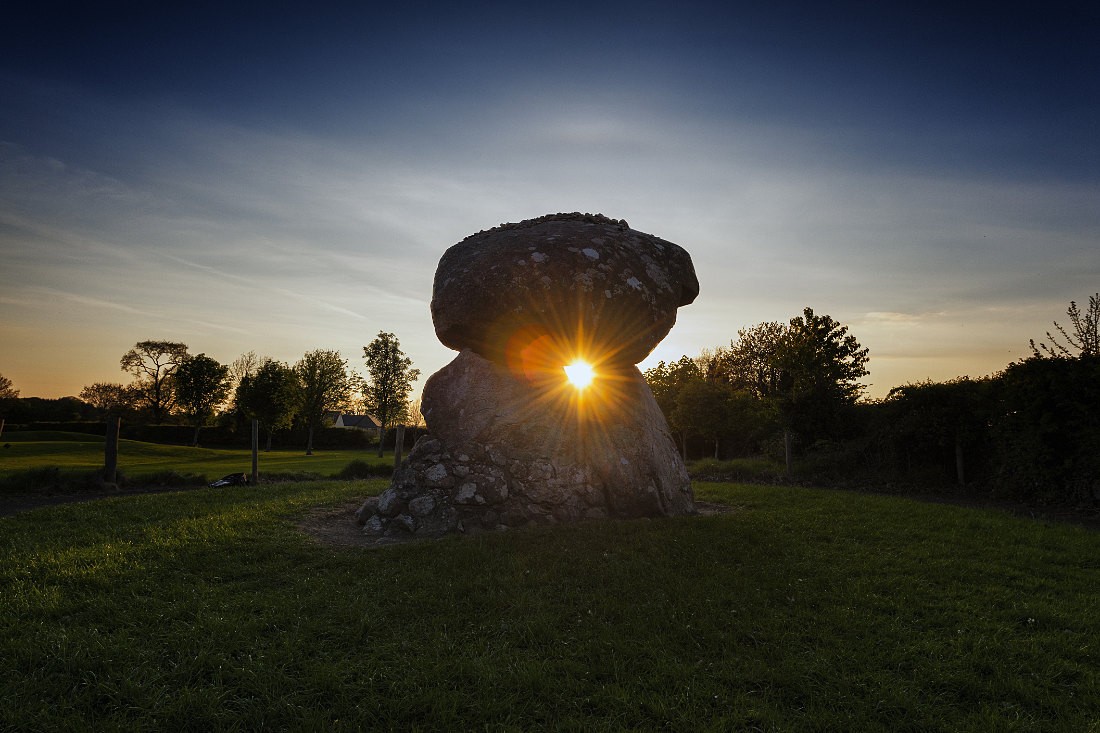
[[259, 471, 325, 483], [128, 470, 207, 488], [687, 457, 785, 483], [334, 460, 393, 480]]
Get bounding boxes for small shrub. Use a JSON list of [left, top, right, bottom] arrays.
[[334, 460, 392, 480], [128, 470, 207, 488], [260, 471, 325, 483], [688, 457, 785, 483]]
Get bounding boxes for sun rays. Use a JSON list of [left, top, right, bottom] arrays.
[[563, 359, 595, 390]]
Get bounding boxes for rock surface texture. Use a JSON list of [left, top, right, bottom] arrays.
[[357, 213, 699, 541]]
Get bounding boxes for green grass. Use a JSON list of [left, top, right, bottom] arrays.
[[2, 481, 1097, 730], [0, 431, 395, 489]]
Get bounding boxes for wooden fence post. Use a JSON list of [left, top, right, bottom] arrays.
[[251, 419, 260, 485], [104, 416, 121, 484]]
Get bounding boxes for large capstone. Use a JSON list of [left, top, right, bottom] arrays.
[[357, 213, 698, 540], [431, 212, 699, 367]]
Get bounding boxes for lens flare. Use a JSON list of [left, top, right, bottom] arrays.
[[563, 360, 595, 390]]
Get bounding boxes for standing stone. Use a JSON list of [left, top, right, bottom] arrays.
[[357, 213, 699, 539]]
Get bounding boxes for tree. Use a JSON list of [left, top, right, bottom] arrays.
[[992, 355, 1100, 503], [79, 382, 136, 418], [721, 309, 868, 471], [406, 397, 427, 429], [120, 340, 189, 423], [1030, 293, 1100, 358], [227, 351, 260, 395], [362, 331, 420, 457], [236, 360, 302, 451], [672, 377, 734, 459], [774, 308, 869, 459], [295, 349, 353, 455], [174, 354, 230, 446], [0, 372, 17, 435], [0, 373, 18, 400], [884, 378, 993, 487], [717, 321, 788, 399], [643, 356, 701, 458]]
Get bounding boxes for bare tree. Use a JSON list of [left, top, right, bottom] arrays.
[[120, 340, 189, 423], [405, 397, 427, 429], [228, 351, 260, 394], [1031, 293, 1100, 358]]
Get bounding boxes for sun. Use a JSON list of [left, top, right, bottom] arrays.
[[563, 359, 595, 390]]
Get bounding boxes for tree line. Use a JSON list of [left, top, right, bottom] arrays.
[[1, 331, 421, 456], [3, 294, 1096, 503], [645, 295, 1099, 505]]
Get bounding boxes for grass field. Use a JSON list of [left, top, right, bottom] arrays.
[[0, 431, 395, 488], [2, 479, 1097, 730]]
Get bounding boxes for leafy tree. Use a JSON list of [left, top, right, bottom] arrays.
[[236, 359, 302, 451], [884, 377, 993, 486], [0, 372, 17, 435], [295, 350, 353, 455], [672, 377, 735, 459], [1030, 292, 1100, 358], [79, 382, 136, 419], [991, 355, 1100, 503], [174, 354, 230, 446], [715, 321, 788, 399], [774, 308, 869, 461], [720, 309, 867, 470], [362, 331, 420, 457], [643, 355, 701, 458], [120, 340, 189, 423], [0, 372, 18, 400]]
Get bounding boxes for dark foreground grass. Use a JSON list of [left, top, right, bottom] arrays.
[[2, 481, 1098, 731]]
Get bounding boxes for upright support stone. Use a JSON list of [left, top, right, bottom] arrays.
[[104, 416, 120, 485]]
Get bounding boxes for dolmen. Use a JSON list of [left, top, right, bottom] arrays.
[[356, 212, 700, 540]]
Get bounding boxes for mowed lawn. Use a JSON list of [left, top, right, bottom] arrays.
[[1, 480, 1097, 730], [0, 431, 391, 483]]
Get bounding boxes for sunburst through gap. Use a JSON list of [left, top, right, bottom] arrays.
[[563, 359, 595, 390]]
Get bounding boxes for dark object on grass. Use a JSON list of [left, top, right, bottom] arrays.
[[209, 472, 249, 487]]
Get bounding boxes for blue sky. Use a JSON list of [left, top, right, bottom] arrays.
[[2, 1, 1098, 399]]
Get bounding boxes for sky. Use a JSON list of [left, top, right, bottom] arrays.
[[2, 1, 1098, 401]]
